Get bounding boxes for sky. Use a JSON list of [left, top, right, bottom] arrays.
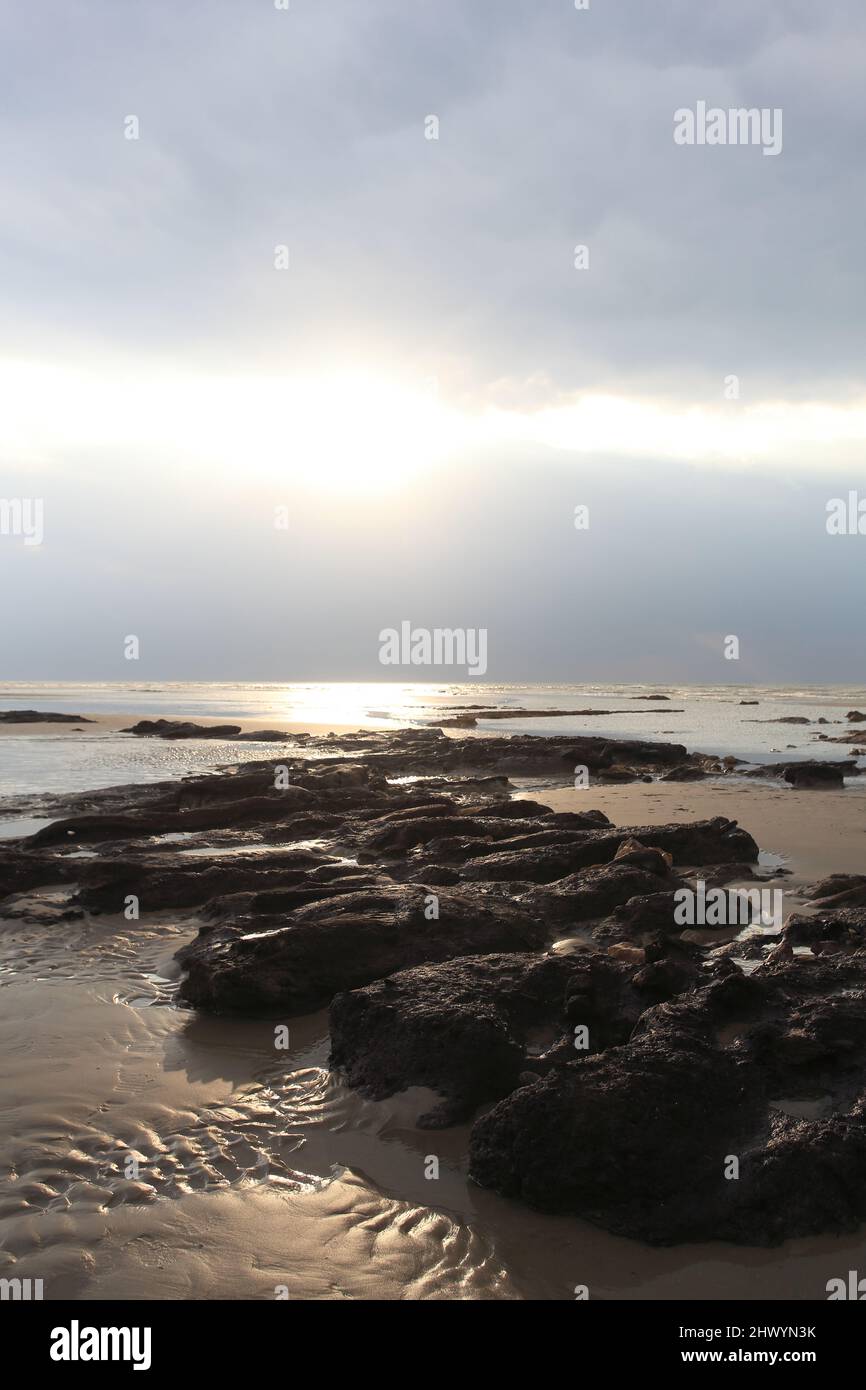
[[1, 0, 864, 682]]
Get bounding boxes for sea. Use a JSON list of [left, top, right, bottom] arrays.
[[1, 681, 865, 806]]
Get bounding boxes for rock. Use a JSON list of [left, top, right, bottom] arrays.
[[459, 817, 758, 883], [803, 875, 866, 910], [329, 952, 585, 1124], [330, 945, 701, 1125], [235, 729, 291, 741], [783, 907, 866, 948], [469, 954, 866, 1245], [660, 765, 707, 781], [72, 852, 340, 914], [607, 944, 645, 965], [612, 838, 673, 871], [436, 706, 683, 727], [753, 716, 812, 725], [177, 885, 547, 1015], [0, 709, 94, 723], [597, 765, 637, 783], [26, 786, 315, 846], [518, 858, 674, 926], [847, 711, 866, 722], [698, 863, 760, 889], [469, 1003, 762, 1244], [782, 761, 853, 788], [122, 719, 242, 739], [598, 890, 686, 942]]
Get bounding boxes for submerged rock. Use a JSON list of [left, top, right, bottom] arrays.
[[0, 709, 94, 723]]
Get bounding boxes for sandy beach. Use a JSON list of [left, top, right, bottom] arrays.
[[517, 780, 866, 884], [0, 713, 371, 739], [2, 702, 866, 1302]]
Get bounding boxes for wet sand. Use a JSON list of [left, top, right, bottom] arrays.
[[516, 779, 866, 884], [2, 735, 866, 1300], [3, 909, 865, 1302], [0, 714, 368, 738]]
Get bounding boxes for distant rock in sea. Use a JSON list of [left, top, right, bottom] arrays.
[[0, 709, 94, 723]]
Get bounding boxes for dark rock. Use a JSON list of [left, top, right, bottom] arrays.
[[329, 952, 580, 1123], [597, 890, 686, 942], [330, 945, 701, 1124], [72, 852, 337, 914], [0, 709, 94, 723], [517, 858, 673, 925], [469, 1007, 762, 1244], [459, 817, 758, 883], [235, 729, 291, 741], [122, 719, 243, 739], [782, 761, 853, 788], [752, 716, 811, 725], [177, 884, 547, 1015], [783, 907, 866, 948], [26, 786, 315, 846], [804, 875, 866, 910], [469, 953, 866, 1245]]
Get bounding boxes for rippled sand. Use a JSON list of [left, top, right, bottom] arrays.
[[2, 782, 865, 1300]]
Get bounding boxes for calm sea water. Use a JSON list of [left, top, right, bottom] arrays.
[[1, 681, 864, 806]]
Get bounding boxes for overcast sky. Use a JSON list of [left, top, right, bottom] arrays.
[[1, 0, 864, 682]]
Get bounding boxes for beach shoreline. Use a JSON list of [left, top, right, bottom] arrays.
[[2, 712, 866, 1299]]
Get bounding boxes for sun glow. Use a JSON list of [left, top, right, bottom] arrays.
[[0, 360, 463, 492], [4, 355, 866, 490]]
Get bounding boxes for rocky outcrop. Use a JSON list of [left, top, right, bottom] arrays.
[[0, 709, 94, 723], [783, 760, 854, 787], [803, 875, 866, 910], [458, 817, 757, 883], [783, 907, 866, 948], [9, 717, 866, 1249], [469, 951, 866, 1245], [122, 719, 243, 738], [329, 945, 700, 1126], [436, 707, 682, 727], [177, 885, 548, 1015]]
